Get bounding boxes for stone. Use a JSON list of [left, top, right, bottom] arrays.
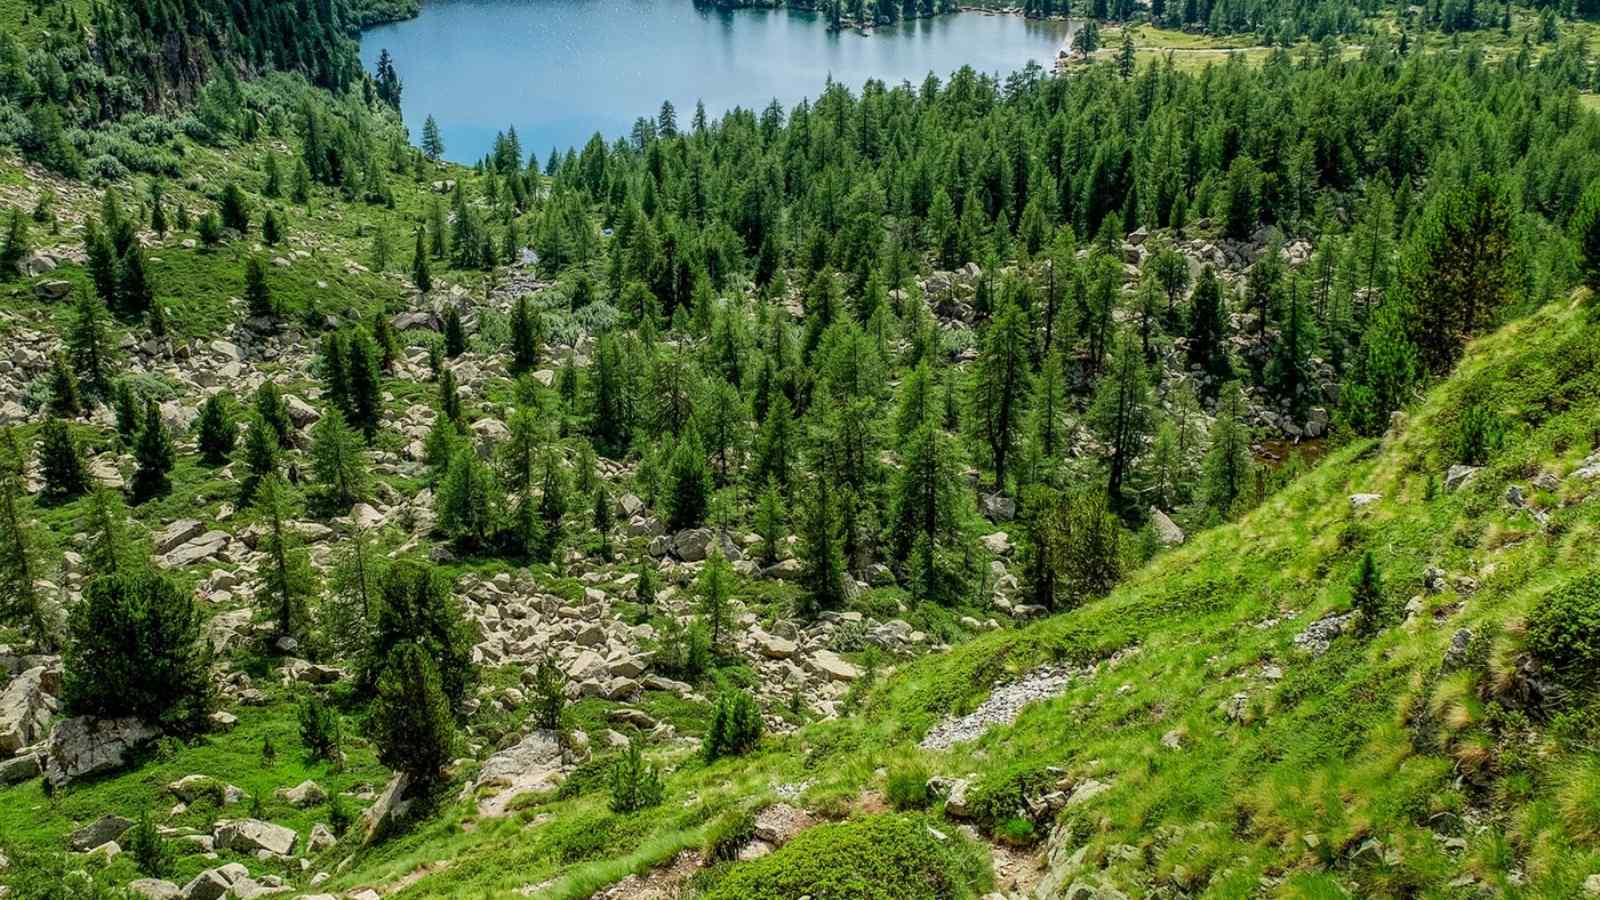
[[281, 659, 344, 685], [70, 814, 134, 851], [1442, 628, 1474, 671], [34, 280, 72, 301], [1292, 611, 1355, 656], [751, 803, 812, 846], [307, 823, 336, 853], [283, 395, 320, 427], [1149, 508, 1184, 546], [0, 665, 59, 754], [181, 869, 231, 900], [361, 772, 413, 843], [980, 532, 1011, 555], [1582, 873, 1600, 897], [1066, 779, 1113, 808], [935, 777, 973, 817], [155, 519, 207, 555], [752, 629, 798, 659], [127, 879, 183, 900], [0, 751, 42, 784], [473, 730, 564, 817], [671, 528, 714, 562], [1348, 493, 1382, 509], [277, 779, 326, 807], [1445, 465, 1481, 493], [159, 531, 231, 568], [44, 716, 158, 787], [805, 649, 860, 682], [763, 558, 804, 581], [213, 819, 296, 856], [979, 493, 1016, 522]]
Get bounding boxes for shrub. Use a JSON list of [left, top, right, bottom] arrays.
[[125, 809, 173, 876], [696, 814, 990, 900], [651, 616, 709, 681], [328, 793, 354, 837], [529, 656, 567, 731], [62, 571, 210, 733], [1350, 551, 1389, 635], [995, 816, 1037, 846], [1453, 402, 1507, 466], [1527, 571, 1600, 686], [608, 739, 664, 813], [886, 763, 931, 811], [703, 689, 763, 762], [298, 694, 342, 763]]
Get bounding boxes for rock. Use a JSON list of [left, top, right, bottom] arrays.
[[934, 776, 973, 818], [283, 396, 320, 428], [1583, 873, 1600, 897], [1442, 628, 1474, 671], [1160, 728, 1184, 750], [1348, 493, 1382, 509], [0, 665, 59, 754], [213, 819, 296, 856], [1065, 778, 1112, 808], [128, 879, 183, 900], [34, 280, 72, 301], [0, 751, 41, 784], [980, 532, 1011, 555], [979, 493, 1016, 522], [307, 823, 337, 853], [159, 531, 230, 568], [1445, 465, 1481, 493], [1292, 611, 1355, 656], [752, 629, 798, 660], [155, 519, 207, 555], [70, 814, 134, 851], [1149, 508, 1184, 546], [763, 558, 804, 581], [361, 772, 413, 843], [349, 502, 384, 529], [919, 666, 1074, 751], [277, 780, 326, 807], [44, 716, 158, 787], [752, 803, 812, 846], [1221, 692, 1251, 722], [473, 730, 564, 817], [616, 493, 644, 518], [671, 528, 714, 562], [282, 659, 344, 685], [181, 869, 231, 900], [805, 649, 860, 682]]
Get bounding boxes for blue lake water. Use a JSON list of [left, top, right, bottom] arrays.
[[360, 0, 1066, 162]]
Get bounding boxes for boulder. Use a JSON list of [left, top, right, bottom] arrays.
[[1149, 508, 1185, 546], [181, 869, 231, 900], [0, 665, 59, 754], [127, 879, 183, 900], [44, 716, 158, 787], [1292, 611, 1355, 656], [752, 629, 797, 660], [474, 729, 565, 816], [308, 823, 337, 853], [283, 396, 320, 428], [34, 280, 72, 301], [155, 519, 207, 555], [1445, 465, 1481, 493], [361, 772, 413, 843], [159, 531, 230, 568], [69, 814, 134, 852], [805, 649, 860, 682], [979, 493, 1016, 522], [276, 780, 326, 807], [1348, 493, 1382, 509], [0, 751, 41, 784], [213, 818, 296, 856]]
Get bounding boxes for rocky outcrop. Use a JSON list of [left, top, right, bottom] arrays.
[[0, 664, 59, 755], [473, 729, 567, 817], [44, 716, 158, 787]]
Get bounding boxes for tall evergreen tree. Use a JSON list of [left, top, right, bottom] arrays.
[[37, 418, 88, 501], [130, 400, 174, 502]]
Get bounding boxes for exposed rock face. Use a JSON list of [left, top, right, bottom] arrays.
[[1445, 464, 1481, 493], [473, 729, 567, 817], [44, 716, 159, 788], [0, 665, 59, 754], [69, 814, 134, 852], [1149, 508, 1185, 546], [361, 772, 414, 844]]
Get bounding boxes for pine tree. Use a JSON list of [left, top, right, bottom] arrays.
[[888, 422, 970, 604], [508, 294, 541, 373], [698, 549, 734, 648], [973, 299, 1031, 489], [237, 412, 279, 505], [67, 289, 114, 404], [255, 475, 315, 639], [1351, 550, 1388, 635], [1201, 381, 1253, 518], [1186, 265, 1232, 389], [1400, 175, 1516, 375], [412, 227, 432, 296], [309, 407, 370, 511], [245, 255, 275, 320], [443, 306, 466, 357], [0, 470, 48, 647], [37, 418, 88, 501], [220, 183, 250, 233], [319, 332, 351, 421], [116, 245, 154, 316], [437, 445, 496, 551], [86, 223, 118, 305], [751, 393, 794, 494], [664, 431, 712, 531], [83, 487, 136, 578], [263, 153, 283, 198], [255, 383, 293, 448], [47, 352, 81, 417], [370, 642, 455, 782], [360, 559, 476, 709], [754, 480, 785, 566], [1088, 331, 1151, 507], [1575, 178, 1600, 294], [0, 205, 27, 280], [346, 328, 384, 440], [421, 115, 446, 162], [795, 478, 847, 618], [1338, 302, 1420, 437]]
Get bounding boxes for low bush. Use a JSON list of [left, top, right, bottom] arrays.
[[609, 739, 664, 813], [703, 689, 762, 761], [697, 813, 990, 900], [1526, 571, 1600, 686], [886, 762, 931, 811]]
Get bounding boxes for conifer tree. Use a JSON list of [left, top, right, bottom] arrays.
[[412, 227, 432, 296], [310, 407, 370, 511], [1201, 381, 1253, 518], [46, 352, 80, 417], [754, 480, 785, 566], [1351, 550, 1388, 635], [664, 431, 712, 531], [751, 393, 794, 494], [190, 394, 235, 466], [370, 642, 454, 782], [361, 559, 476, 710], [83, 487, 137, 577], [245, 255, 275, 320], [1088, 331, 1151, 506], [346, 328, 384, 440], [38, 418, 87, 501], [63, 570, 209, 731], [237, 412, 279, 505], [698, 549, 734, 648], [0, 468, 48, 647], [795, 478, 846, 618], [254, 382, 293, 448], [131, 400, 175, 502], [256, 474, 315, 639], [220, 183, 251, 233], [421, 115, 445, 161], [67, 289, 114, 404], [1574, 178, 1600, 293], [1186, 265, 1232, 389], [973, 299, 1031, 489], [0, 205, 27, 280], [437, 445, 496, 551], [443, 305, 466, 357], [508, 294, 541, 373]]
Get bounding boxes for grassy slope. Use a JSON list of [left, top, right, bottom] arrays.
[[301, 295, 1600, 899]]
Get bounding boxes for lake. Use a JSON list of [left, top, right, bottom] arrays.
[[360, 0, 1067, 163]]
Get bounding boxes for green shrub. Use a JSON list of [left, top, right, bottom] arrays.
[[529, 656, 567, 731], [608, 739, 664, 813], [703, 689, 763, 761], [995, 816, 1037, 846], [125, 809, 173, 877], [327, 793, 354, 837], [697, 814, 990, 900], [1453, 402, 1507, 466], [886, 763, 931, 811], [702, 808, 757, 862], [1527, 571, 1600, 686], [651, 615, 710, 681], [297, 694, 342, 763]]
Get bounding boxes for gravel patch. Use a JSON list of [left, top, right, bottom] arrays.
[[919, 666, 1076, 750]]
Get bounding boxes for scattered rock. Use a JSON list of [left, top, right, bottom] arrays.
[[127, 879, 183, 900], [213, 818, 296, 856], [1149, 508, 1184, 546], [1444, 465, 1481, 493], [1292, 611, 1355, 656], [277, 779, 326, 807], [920, 666, 1075, 750], [44, 716, 158, 787], [69, 814, 133, 852], [473, 729, 565, 817]]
